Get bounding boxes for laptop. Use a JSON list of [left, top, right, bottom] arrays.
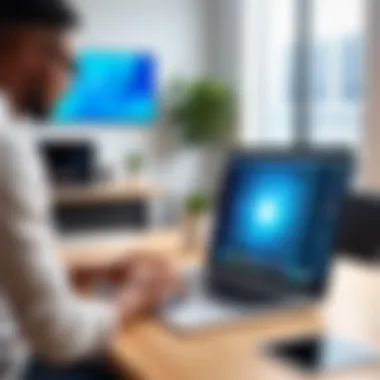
[[160, 149, 353, 331]]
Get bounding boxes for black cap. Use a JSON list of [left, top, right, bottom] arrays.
[[0, 0, 79, 28]]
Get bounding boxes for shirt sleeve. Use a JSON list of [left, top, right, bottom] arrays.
[[0, 129, 116, 364]]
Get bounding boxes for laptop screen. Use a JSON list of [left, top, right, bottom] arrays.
[[211, 153, 351, 293]]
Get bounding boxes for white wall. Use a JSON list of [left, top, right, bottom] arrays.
[[40, 0, 207, 181]]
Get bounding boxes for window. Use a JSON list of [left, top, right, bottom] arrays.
[[251, 0, 365, 147], [310, 0, 364, 146], [259, 0, 297, 144]]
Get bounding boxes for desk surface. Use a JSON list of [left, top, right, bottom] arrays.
[[61, 229, 380, 380]]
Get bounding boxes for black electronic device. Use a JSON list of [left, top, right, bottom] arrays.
[[208, 148, 353, 301], [40, 140, 95, 186], [160, 148, 354, 331], [266, 335, 378, 373]]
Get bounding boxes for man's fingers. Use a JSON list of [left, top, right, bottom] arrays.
[[116, 253, 185, 322]]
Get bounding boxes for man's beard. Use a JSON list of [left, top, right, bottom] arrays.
[[22, 87, 51, 122]]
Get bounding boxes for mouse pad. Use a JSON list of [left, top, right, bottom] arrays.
[[265, 335, 379, 373]]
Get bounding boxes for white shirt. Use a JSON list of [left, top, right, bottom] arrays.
[[0, 95, 115, 378]]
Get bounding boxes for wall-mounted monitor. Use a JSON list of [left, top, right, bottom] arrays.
[[51, 50, 158, 126]]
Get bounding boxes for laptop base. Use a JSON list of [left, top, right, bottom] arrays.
[[159, 268, 313, 332]]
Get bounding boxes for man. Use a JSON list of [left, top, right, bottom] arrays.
[[0, 0, 178, 379]]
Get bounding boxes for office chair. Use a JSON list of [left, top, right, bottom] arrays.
[[335, 193, 380, 263]]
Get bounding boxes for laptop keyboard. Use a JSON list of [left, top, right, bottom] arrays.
[[159, 268, 294, 331]]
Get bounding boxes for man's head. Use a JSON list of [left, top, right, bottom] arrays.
[[0, 0, 78, 120]]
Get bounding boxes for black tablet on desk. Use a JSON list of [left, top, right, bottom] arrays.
[[265, 335, 379, 373]]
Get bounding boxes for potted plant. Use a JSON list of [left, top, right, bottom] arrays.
[[166, 79, 235, 199], [183, 190, 211, 252], [168, 79, 235, 146], [125, 152, 145, 181]]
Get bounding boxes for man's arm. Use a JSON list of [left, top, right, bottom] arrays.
[[0, 130, 116, 364]]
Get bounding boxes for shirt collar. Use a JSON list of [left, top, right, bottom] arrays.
[[0, 92, 12, 123], [0, 92, 34, 129]]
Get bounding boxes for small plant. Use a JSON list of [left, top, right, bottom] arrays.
[[125, 153, 145, 175], [168, 79, 235, 146], [185, 191, 211, 216]]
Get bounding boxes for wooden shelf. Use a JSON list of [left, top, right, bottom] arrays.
[[54, 180, 163, 206]]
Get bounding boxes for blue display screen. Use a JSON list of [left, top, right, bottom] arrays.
[[51, 51, 157, 126], [212, 157, 349, 286]]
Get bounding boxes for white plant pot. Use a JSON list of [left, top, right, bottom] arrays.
[[182, 213, 209, 253]]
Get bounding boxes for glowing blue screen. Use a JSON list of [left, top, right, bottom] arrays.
[[213, 157, 349, 285], [51, 51, 157, 126]]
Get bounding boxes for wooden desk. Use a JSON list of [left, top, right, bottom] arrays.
[[61, 230, 380, 380]]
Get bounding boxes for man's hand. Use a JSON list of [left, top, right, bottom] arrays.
[[70, 252, 174, 288], [115, 256, 174, 322], [114, 253, 183, 324], [70, 252, 183, 324]]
